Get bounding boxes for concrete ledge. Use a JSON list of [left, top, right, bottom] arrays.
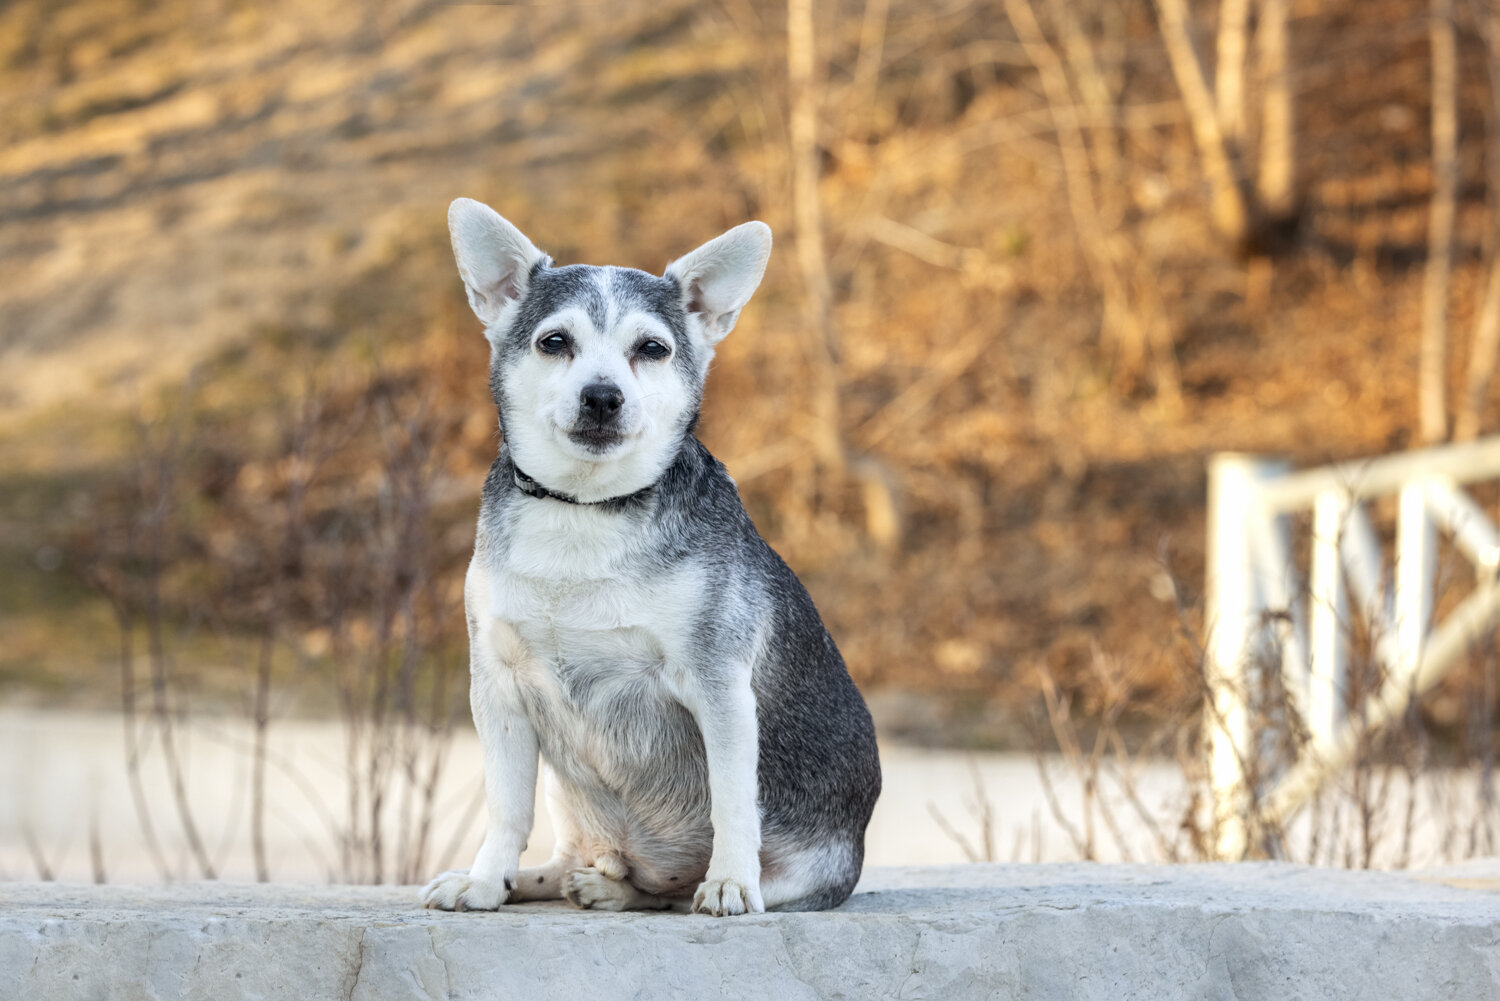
[[4, 863, 1499, 1000]]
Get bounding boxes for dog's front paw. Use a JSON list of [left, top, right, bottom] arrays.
[[692, 876, 764, 916], [420, 869, 511, 911]]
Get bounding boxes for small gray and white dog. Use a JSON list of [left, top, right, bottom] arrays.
[[419, 199, 880, 915]]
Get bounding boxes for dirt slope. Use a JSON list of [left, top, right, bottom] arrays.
[[1, 0, 1491, 742]]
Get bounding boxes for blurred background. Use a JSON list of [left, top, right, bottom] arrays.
[[3, 0, 1500, 884]]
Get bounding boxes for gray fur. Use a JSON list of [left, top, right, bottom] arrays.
[[424, 203, 878, 916], [476, 437, 881, 907]]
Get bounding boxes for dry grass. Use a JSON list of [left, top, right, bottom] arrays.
[[2, 0, 1500, 751]]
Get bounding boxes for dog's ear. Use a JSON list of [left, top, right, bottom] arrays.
[[448, 198, 548, 329], [665, 222, 772, 345]]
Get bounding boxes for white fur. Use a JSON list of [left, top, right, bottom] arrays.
[[652, 618, 767, 915], [448, 198, 547, 331], [490, 274, 698, 504], [665, 221, 773, 351], [563, 867, 673, 911], [421, 515, 769, 914], [449, 202, 770, 505], [423, 204, 787, 918], [419, 567, 539, 912]]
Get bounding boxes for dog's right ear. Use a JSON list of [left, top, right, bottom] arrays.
[[448, 198, 548, 329]]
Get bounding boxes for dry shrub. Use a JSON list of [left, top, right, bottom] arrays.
[[74, 312, 489, 883], [1028, 544, 1500, 867]]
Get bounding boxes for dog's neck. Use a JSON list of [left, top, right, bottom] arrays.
[[510, 460, 657, 509]]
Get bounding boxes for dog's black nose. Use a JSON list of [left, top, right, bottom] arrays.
[[579, 382, 625, 421]]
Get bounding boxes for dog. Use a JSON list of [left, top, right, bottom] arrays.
[[419, 199, 881, 915]]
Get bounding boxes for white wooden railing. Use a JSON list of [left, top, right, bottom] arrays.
[[1206, 438, 1500, 858]]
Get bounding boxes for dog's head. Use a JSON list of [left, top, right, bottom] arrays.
[[448, 198, 771, 502]]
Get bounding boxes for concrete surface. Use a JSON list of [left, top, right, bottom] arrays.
[[3, 863, 1500, 1000]]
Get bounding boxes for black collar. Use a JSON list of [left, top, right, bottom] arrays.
[[512, 463, 654, 508]]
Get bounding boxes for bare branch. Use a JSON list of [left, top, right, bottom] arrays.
[[787, 0, 844, 476], [1254, 0, 1297, 222], [1456, 8, 1500, 442], [1421, 0, 1458, 444], [1154, 0, 1250, 241], [1216, 0, 1253, 143]]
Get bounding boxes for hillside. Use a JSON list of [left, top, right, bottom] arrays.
[[1, 0, 1492, 743]]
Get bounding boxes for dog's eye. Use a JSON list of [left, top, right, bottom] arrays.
[[537, 332, 571, 356], [636, 339, 671, 361]]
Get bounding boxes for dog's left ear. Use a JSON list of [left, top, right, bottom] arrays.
[[665, 222, 772, 345]]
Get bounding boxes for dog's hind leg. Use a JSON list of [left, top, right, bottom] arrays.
[[506, 853, 577, 902], [507, 766, 591, 903], [756, 842, 862, 912], [562, 867, 680, 912]]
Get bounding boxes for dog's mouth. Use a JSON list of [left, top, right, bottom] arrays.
[[567, 426, 627, 453]]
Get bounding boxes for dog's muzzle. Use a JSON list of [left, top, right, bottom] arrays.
[[569, 382, 625, 451]]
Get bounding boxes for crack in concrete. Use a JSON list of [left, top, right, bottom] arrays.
[[897, 926, 925, 1000], [426, 924, 454, 1000], [342, 926, 368, 1001], [771, 920, 825, 1000], [1197, 913, 1232, 995]]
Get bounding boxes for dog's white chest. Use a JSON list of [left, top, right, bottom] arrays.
[[473, 503, 703, 710], [487, 506, 683, 629], [473, 554, 703, 799]]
